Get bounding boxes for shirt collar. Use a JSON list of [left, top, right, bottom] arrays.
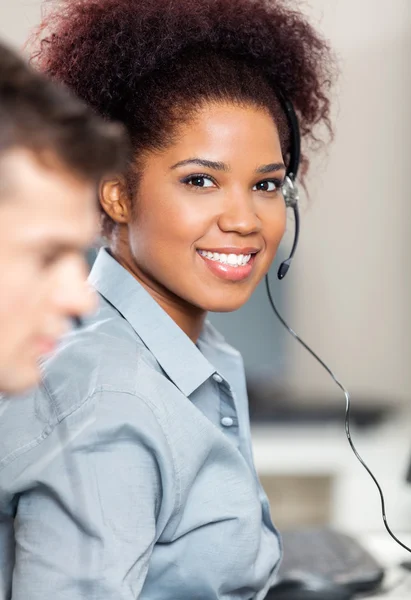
[[88, 248, 216, 397]]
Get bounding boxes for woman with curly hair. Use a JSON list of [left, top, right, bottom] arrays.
[[0, 1, 335, 598]]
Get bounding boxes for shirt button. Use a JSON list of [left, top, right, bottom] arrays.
[[221, 417, 234, 427], [213, 373, 223, 384]]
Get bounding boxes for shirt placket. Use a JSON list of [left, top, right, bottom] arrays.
[[212, 372, 239, 447]]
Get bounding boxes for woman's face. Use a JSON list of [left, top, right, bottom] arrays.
[[120, 101, 287, 313]]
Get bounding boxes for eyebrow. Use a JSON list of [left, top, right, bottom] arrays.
[[171, 158, 229, 172], [29, 240, 86, 254], [256, 162, 286, 174], [170, 157, 286, 174]]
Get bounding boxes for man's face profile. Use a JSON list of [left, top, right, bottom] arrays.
[[0, 148, 97, 394]]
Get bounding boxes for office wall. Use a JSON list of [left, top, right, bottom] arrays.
[[1, 0, 410, 406], [0, 0, 41, 51], [287, 0, 411, 405], [213, 0, 411, 408]]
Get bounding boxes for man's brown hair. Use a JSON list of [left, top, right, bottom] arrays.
[[0, 41, 128, 182]]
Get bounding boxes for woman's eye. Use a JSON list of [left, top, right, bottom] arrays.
[[182, 175, 216, 188], [253, 180, 280, 193]]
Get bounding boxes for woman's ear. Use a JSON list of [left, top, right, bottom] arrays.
[[99, 177, 130, 225]]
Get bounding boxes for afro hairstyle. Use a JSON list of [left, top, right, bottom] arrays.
[[31, 0, 336, 233]]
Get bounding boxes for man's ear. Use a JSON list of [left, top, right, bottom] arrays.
[[99, 176, 130, 225]]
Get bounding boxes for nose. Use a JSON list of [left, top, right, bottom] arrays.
[[217, 190, 261, 236], [51, 256, 97, 321]]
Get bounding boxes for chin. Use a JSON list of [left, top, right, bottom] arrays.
[[197, 292, 252, 314], [0, 364, 40, 396]]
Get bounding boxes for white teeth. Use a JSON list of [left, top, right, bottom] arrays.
[[198, 250, 253, 267]]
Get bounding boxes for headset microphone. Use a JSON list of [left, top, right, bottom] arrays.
[[276, 96, 301, 280], [267, 94, 411, 554]]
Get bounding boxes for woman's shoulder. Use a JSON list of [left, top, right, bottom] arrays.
[[41, 315, 185, 424], [43, 305, 144, 395], [0, 321, 181, 478]]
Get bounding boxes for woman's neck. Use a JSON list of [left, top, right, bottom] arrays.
[[109, 242, 207, 344]]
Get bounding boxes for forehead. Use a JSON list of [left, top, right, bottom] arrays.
[[169, 102, 282, 159], [0, 148, 96, 244]]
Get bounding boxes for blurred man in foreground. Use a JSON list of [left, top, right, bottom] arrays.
[[0, 42, 127, 394]]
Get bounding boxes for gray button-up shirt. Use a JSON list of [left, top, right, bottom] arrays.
[[0, 249, 281, 600]]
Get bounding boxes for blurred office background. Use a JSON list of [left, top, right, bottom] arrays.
[[2, 0, 410, 539]]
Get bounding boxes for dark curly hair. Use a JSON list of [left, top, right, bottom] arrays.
[[30, 0, 336, 234]]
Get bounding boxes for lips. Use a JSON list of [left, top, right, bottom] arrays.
[[36, 338, 58, 356], [197, 248, 259, 282], [197, 247, 260, 255]]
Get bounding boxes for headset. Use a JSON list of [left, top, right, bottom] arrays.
[[276, 95, 301, 281], [269, 95, 411, 554]]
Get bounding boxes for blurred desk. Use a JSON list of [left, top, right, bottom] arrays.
[[251, 417, 411, 533], [357, 533, 411, 599]]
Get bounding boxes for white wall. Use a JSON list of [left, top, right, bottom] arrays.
[[286, 0, 411, 405], [1, 0, 410, 405], [0, 0, 42, 51]]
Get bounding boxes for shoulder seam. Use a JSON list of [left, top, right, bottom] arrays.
[[0, 388, 181, 516]]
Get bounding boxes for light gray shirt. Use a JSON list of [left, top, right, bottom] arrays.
[[0, 248, 281, 600]]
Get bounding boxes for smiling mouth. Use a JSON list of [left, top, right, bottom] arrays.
[[197, 250, 254, 267], [196, 248, 260, 282]]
